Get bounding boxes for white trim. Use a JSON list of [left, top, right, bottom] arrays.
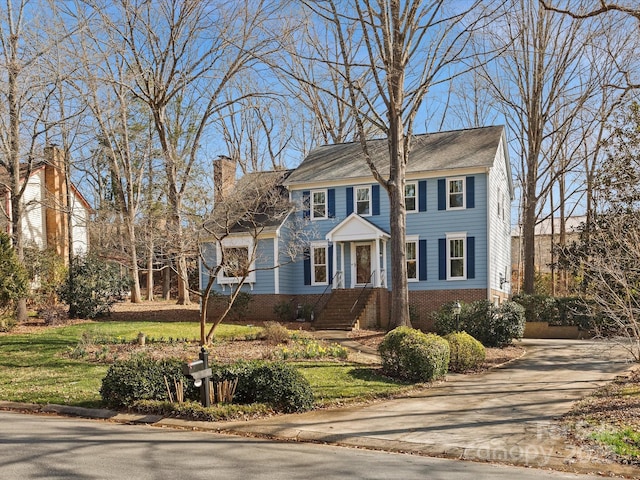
[[405, 182, 418, 213], [406, 235, 419, 282], [446, 232, 467, 280], [355, 185, 372, 217], [447, 177, 466, 210], [216, 236, 256, 285], [310, 241, 329, 286], [326, 212, 390, 243], [310, 189, 328, 220]]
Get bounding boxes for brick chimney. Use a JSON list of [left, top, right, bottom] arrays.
[[44, 145, 70, 261], [213, 155, 236, 202]]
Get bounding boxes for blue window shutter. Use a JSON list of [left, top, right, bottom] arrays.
[[372, 184, 380, 215], [302, 190, 310, 218], [466, 176, 475, 209], [419, 239, 427, 281], [328, 245, 334, 280], [467, 236, 475, 279], [328, 189, 335, 218], [303, 248, 311, 285], [438, 238, 446, 280], [418, 180, 427, 212], [346, 187, 354, 215], [438, 179, 446, 210]]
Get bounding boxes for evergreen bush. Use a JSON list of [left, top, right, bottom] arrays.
[[100, 357, 198, 409], [378, 327, 449, 382], [445, 331, 485, 372], [58, 255, 130, 319], [0, 232, 28, 315], [434, 300, 525, 348]]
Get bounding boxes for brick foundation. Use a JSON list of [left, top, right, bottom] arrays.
[[206, 294, 322, 323], [409, 289, 486, 332], [207, 289, 486, 332]]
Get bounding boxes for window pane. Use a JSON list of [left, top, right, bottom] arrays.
[[449, 180, 463, 193], [450, 258, 464, 277], [406, 242, 416, 260], [357, 188, 369, 201], [315, 266, 327, 283], [405, 184, 415, 197], [407, 261, 417, 279], [314, 247, 326, 265], [223, 247, 249, 277]]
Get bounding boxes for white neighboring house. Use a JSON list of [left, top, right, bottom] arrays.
[[0, 145, 91, 261]]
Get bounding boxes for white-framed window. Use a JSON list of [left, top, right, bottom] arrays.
[[311, 189, 327, 220], [405, 182, 417, 212], [406, 235, 418, 281], [311, 243, 328, 285], [447, 232, 466, 280], [447, 177, 465, 210], [216, 237, 256, 284], [356, 186, 371, 216]]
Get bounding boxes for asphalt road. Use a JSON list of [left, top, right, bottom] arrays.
[[0, 411, 607, 480]]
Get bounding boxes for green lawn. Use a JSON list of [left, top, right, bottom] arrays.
[[0, 321, 408, 409]]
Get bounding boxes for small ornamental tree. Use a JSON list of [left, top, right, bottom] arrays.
[[58, 255, 130, 319], [0, 232, 28, 317]]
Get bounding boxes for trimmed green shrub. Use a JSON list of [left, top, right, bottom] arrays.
[[100, 357, 198, 409], [58, 255, 130, 319], [234, 361, 314, 413], [513, 294, 593, 330], [434, 300, 525, 348], [378, 327, 450, 382], [445, 332, 485, 372]]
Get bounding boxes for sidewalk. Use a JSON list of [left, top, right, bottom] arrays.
[[2, 339, 637, 478]]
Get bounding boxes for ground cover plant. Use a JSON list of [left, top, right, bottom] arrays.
[[562, 369, 640, 465]]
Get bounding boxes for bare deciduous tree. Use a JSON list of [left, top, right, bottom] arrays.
[[291, 0, 493, 328], [197, 170, 307, 344], [0, 0, 76, 320], [479, 0, 602, 294], [85, 0, 286, 305]]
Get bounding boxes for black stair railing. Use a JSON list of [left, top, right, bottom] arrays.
[[311, 271, 342, 322]]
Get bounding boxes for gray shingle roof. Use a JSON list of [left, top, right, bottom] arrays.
[[284, 125, 506, 186]]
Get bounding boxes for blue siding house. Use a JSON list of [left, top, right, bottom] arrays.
[[202, 126, 513, 331]]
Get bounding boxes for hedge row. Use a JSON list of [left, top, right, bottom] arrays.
[[100, 357, 313, 413]]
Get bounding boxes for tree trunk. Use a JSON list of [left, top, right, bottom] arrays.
[[162, 262, 171, 300]]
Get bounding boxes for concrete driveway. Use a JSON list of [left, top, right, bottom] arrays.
[[208, 339, 633, 475]]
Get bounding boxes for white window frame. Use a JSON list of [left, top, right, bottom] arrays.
[[355, 186, 372, 216], [406, 235, 419, 282], [311, 189, 327, 220], [405, 182, 417, 213], [447, 177, 466, 210], [446, 232, 466, 280], [311, 242, 328, 285], [216, 236, 256, 285]]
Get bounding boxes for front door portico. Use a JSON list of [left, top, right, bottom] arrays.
[[326, 213, 390, 289]]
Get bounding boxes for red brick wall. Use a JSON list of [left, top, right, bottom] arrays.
[[206, 294, 322, 322], [409, 289, 486, 332]]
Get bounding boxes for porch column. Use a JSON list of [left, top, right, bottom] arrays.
[[382, 240, 388, 288], [332, 242, 338, 288], [374, 238, 381, 288], [340, 243, 345, 288]]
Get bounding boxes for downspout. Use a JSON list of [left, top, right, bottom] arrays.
[[486, 167, 492, 301]]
